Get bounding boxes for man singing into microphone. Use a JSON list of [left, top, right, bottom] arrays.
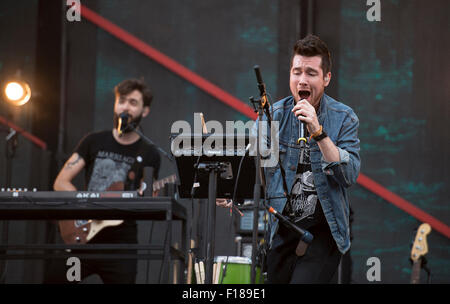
[[246, 35, 360, 283], [45, 78, 160, 283]]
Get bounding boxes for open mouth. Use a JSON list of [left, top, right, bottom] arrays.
[[298, 90, 311, 100]]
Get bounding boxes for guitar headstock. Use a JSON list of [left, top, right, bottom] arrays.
[[410, 223, 431, 262]]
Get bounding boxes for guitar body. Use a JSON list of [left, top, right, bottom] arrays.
[[59, 220, 91, 244], [59, 220, 123, 244]]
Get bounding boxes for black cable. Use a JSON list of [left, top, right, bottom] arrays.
[[158, 221, 170, 283], [216, 142, 248, 284], [231, 148, 247, 205], [422, 259, 432, 284], [219, 256, 230, 284], [189, 155, 202, 276], [133, 126, 174, 163], [0, 221, 9, 283], [145, 221, 154, 284], [259, 187, 269, 283]]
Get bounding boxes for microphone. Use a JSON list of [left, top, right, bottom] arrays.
[[297, 121, 307, 164], [267, 206, 313, 244], [267, 206, 313, 256], [298, 121, 306, 145], [254, 65, 264, 90], [296, 93, 307, 149], [117, 112, 130, 136], [254, 65, 269, 111]]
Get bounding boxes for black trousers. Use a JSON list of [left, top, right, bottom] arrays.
[[267, 222, 342, 284], [44, 224, 137, 284]]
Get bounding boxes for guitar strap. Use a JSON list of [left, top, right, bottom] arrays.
[[125, 143, 147, 191], [142, 167, 154, 196]]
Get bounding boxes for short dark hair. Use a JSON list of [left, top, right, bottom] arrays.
[[291, 35, 332, 75], [114, 78, 153, 107]]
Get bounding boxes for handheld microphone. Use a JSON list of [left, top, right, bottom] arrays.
[[117, 112, 130, 137], [297, 121, 307, 164], [296, 93, 307, 148], [297, 121, 307, 147]]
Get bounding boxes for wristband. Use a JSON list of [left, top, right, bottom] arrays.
[[313, 129, 328, 142], [309, 125, 323, 141]]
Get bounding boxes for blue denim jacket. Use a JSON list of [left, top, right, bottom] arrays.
[[252, 94, 360, 254]]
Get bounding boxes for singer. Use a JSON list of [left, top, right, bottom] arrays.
[[253, 35, 360, 283], [45, 79, 161, 283]]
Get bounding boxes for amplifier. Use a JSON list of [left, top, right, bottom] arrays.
[[235, 204, 268, 234]]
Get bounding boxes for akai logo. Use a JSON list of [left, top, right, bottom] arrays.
[[76, 192, 100, 198]]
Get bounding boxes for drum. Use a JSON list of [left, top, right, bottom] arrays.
[[214, 256, 262, 284]]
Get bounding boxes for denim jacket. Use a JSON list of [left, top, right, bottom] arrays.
[[252, 94, 360, 254]]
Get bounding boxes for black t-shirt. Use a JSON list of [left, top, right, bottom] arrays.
[[283, 140, 327, 230], [75, 130, 160, 192], [74, 130, 161, 243]]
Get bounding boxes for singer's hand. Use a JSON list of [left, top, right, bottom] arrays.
[[292, 99, 321, 134], [216, 198, 233, 208]]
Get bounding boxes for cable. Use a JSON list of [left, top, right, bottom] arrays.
[[145, 221, 154, 284], [259, 187, 269, 283], [189, 155, 202, 281], [231, 146, 247, 205], [219, 256, 230, 284], [158, 221, 170, 283], [217, 143, 248, 283], [0, 220, 9, 283]]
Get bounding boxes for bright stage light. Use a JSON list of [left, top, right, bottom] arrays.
[[3, 81, 31, 106]]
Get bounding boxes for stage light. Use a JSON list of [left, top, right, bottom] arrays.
[[3, 81, 31, 106]]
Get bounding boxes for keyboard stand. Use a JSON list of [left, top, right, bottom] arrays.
[[0, 196, 187, 284]]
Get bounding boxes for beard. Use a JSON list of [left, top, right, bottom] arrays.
[[113, 112, 143, 133]]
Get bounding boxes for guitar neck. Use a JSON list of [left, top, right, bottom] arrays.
[[153, 174, 176, 191], [410, 259, 422, 284]]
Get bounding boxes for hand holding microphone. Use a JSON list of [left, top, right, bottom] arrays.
[[292, 97, 321, 136]]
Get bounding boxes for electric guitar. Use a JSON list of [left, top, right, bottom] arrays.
[[410, 223, 431, 284], [58, 174, 177, 244]]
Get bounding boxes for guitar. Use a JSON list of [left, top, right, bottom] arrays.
[[410, 223, 431, 284], [59, 174, 177, 244]]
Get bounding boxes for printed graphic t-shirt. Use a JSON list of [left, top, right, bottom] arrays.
[[283, 140, 327, 230], [75, 130, 160, 192], [73, 130, 161, 243]]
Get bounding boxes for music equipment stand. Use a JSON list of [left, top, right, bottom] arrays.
[[171, 133, 261, 284]]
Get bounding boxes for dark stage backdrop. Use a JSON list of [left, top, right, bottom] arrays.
[[314, 0, 450, 283], [0, 0, 448, 283]]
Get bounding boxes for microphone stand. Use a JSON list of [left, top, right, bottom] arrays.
[[131, 126, 175, 163], [248, 65, 272, 284], [129, 125, 179, 283]]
